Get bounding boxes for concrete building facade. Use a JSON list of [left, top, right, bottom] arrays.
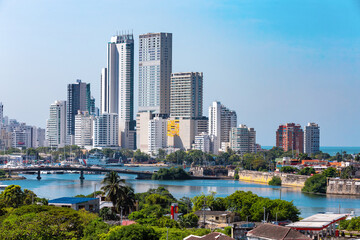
[[229, 124, 256, 154], [170, 72, 203, 118], [208, 101, 237, 154], [304, 122, 320, 154], [46, 100, 67, 148], [0, 102, 3, 126], [101, 34, 135, 149], [276, 123, 304, 153], [193, 133, 211, 153], [93, 114, 118, 148], [148, 116, 167, 155], [138, 32, 172, 114], [75, 111, 94, 147]]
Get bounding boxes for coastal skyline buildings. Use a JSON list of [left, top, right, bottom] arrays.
[[0, 102, 3, 126], [67, 80, 91, 145], [170, 72, 203, 118], [138, 33, 172, 114], [101, 34, 136, 149], [93, 113, 119, 148], [304, 123, 320, 155], [229, 124, 256, 154], [208, 101, 237, 154], [276, 123, 304, 153], [46, 100, 67, 148]]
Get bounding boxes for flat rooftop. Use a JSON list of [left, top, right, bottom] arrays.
[[287, 214, 347, 231], [49, 197, 98, 205]]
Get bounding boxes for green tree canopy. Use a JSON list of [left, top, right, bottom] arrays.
[[302, 174, 327, 194]]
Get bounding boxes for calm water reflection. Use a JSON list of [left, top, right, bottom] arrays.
[[2, 171, 360, 218]]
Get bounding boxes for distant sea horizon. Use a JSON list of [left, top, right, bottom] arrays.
[[262, 146, 360, 156]]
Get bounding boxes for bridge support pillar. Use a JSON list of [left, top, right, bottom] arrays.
[[79, 170, 85, 180], [36, 170, 41, 180]]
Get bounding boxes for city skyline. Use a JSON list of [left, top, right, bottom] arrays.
[[1, 0, 359, 146]]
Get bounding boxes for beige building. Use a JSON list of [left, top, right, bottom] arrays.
[[170, 72, 203, 118]]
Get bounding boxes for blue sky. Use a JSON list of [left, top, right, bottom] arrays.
[[0, 0, 359, 146]]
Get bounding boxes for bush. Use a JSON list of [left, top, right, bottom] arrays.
[[302, 174, 327, 194], [101, 224, 158, 240], [280, 166, 298, 173], [298, 167, 315, 176], [268, 176, 282, 186], [152, 167, 191, 180]]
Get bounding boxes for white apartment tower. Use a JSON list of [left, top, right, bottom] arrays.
[[170, 72, 203, 118], [194, 133, 211, 153], [46, 101, 67, 148], [138, 33, 172, 114], [229, 124, 256, 154], [0, 102, 3, 126], [75, 111, 94, 147], [304, 122, 320, 154], [93, 114, 119, 148], [101, 34, 135, 149], [148, 117, 167, 155], [208, 101, 237, 154]]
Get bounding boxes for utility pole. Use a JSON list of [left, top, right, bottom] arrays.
[[203, 197, 207, 228], [94, 184, 96, 198], [120, 207, 123, 226], [263, 207, 266, 223], [276, 212, 278, 223]]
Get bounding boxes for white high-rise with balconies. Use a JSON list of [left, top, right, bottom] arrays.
[[138, 32, 172, 114], [208, 101, 237, 154], [93, 113, 118, 148], [148, 116, 167, 155], [101, 34, 135, 149], [46, 100, 67, 148], [75, 111, 94, 147], [0, 102, 3, 127], [170, 72, 203, 118], [229, 124, 256, 154], [304, 122, 320, 154]]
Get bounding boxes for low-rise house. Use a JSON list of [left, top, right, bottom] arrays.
[[48, 197, 100, 213], [184, 232, 235, 240], [247, 224, 311, 240], [194, 211, 236, 228]]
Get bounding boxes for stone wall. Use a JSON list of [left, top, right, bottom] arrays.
[[238, 170, 309, 187], [327, 178, 360, 195]]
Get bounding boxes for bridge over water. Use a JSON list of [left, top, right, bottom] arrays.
[[3, 166, 154, 180], [3, 166, 229, 180]]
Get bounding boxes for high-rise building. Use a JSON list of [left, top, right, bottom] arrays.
[[93, 114, 118, 148], [75, 111, 94, 147], [208, 101, 237, 154], [276, 123, 304, 153], [304, 123, 320, 154], [101, 34, 135, 149], [67, 80, 91, 144], [229, 124, 256, 154], [193, 133, 211, 153], [46, 100, 67, 148], [138, 32, 172, 114], [170, 72, 203, 118], [148, 116, 167, 155], [0, 102, 3, 126]]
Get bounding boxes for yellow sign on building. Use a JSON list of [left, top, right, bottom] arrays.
[[167, 120, 180, 136]]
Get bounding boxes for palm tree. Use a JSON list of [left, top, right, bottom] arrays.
[[101, 171, 125, 210], [116, 185, 135, 215]]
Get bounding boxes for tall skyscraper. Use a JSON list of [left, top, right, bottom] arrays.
[[276, 123, 304, 153], [170, 72, 203, 118], [0, 102, 3, 126], [304, 122, 320, 154], [138, 32, 172, 114], [46, 100, 67, 148], [229, 124, 256, 154], [148, 116, 168, 155], [101, 34, 135, 149], [208, 101, 237, 153], [67, 80, 91, 145]]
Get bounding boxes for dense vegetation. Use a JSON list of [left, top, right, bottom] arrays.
[[152, 167, 191, 180], [0, 170, 301, 239], [268, 176, 282, 186], [340, 217, 360, 231], [301, 167, 338, 194]]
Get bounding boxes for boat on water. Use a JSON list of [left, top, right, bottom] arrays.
[[80, 152, 124, 167]]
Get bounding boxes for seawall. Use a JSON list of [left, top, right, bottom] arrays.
[[238, 170, 309, 187], [327, 178, 360, 195]]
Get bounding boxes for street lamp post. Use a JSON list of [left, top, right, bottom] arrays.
[[263, 207, 266, 223]]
